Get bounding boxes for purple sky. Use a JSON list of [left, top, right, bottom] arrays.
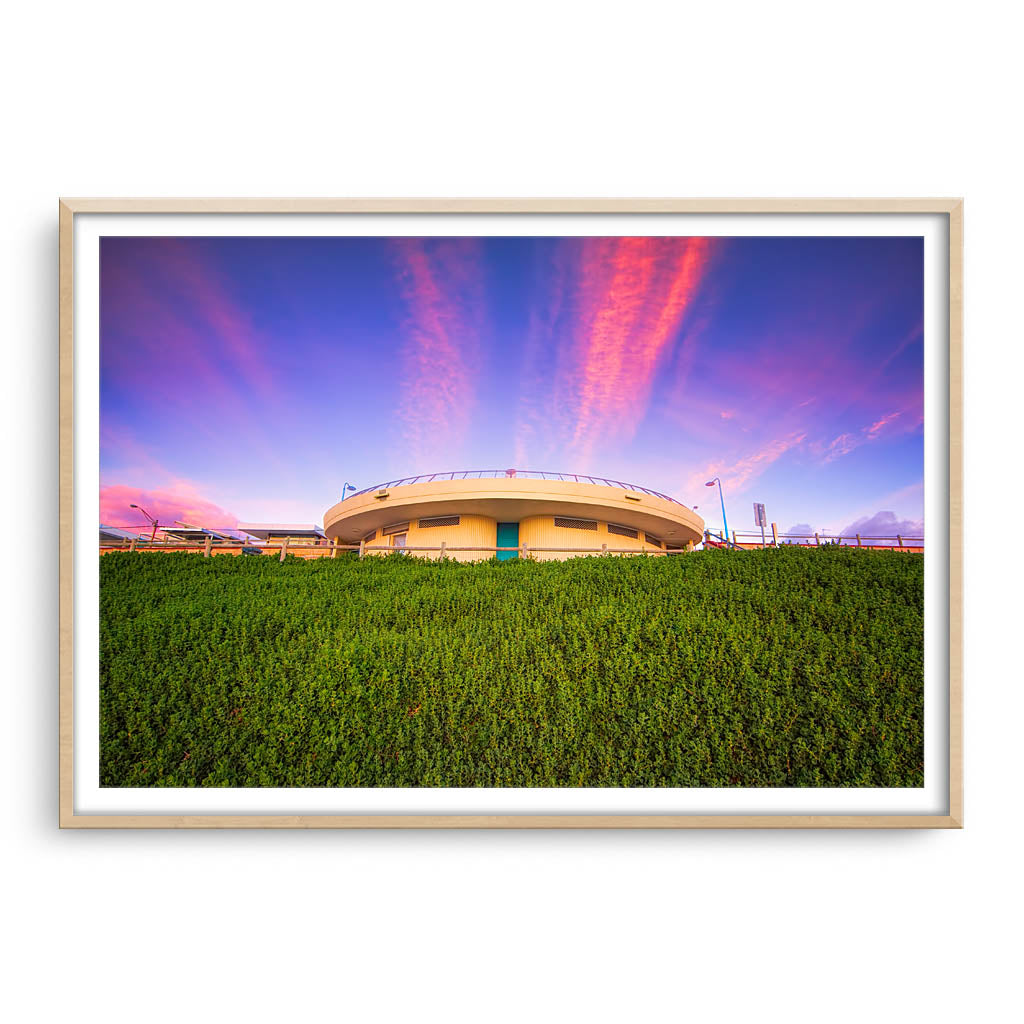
[[99, 235, 924, 540]]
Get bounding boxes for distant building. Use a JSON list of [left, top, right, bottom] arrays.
[[323, 470, 704, 561], [99, 525, 141, 545], [237, 523, 328, 546]]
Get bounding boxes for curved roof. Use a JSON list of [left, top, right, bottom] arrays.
[[324, 471, 704, 547], [348, 469, 682, 504]]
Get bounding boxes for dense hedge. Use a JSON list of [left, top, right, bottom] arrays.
[[99, 547, 924, 787]]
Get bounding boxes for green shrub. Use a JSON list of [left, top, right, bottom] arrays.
[[99, 547, 924, 788]]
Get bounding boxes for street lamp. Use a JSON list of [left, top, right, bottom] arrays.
[[705, 478, 730, 547], [341, 482, 357, 501], [129, 503, 159, 543]]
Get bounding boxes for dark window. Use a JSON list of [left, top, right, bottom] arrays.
[[607, 523, 638, 539], [362, 529, 377, 542], [383, 521, 411, 536], [554, 517, 598, 531], [645, 533, 663, 548], [419, 515, 460, 528]]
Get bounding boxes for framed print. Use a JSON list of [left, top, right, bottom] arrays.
[[59, 198, 962, 828]]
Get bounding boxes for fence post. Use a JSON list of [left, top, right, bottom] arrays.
[[771, 522, 778, 546], [279, 537, 288, 563], [203, 535, 212, 557], [814, 533, 820, 547], [856, 533, 861, 548], [359, 538, 365, 560], [331, 537, 339, 559], [897, 534, 903, 550], [439, 540, 446, 560], [521, 543, 529, 560], [602, 542, 607, 555], [129, 537, 138, 553]]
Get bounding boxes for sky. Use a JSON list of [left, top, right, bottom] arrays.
[[99, 234, 924, 540]]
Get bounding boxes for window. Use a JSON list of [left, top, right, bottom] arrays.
[[607, 523, 638, 539], [554, 517, 598, 531], [383, 522, 410, 536], [419, 515, 460, 528], [362, 529, 377, 542], [391, 533, 407, 550], [645, 533, 663, 548]]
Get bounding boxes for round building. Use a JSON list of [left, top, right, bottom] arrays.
[[323, 470, 704, 561]]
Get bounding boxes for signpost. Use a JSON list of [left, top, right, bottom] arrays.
[[753, 502, 767, 548]]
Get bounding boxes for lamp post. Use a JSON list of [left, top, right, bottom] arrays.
[[705, 478, 729, 547], [129, 503, 158, 542], [341, 482, 357, 501]]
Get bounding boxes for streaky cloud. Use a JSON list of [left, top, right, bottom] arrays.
[[391, 238, 485, 470], [516, 236, 715, 468]]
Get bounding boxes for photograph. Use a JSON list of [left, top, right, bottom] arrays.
[[92, 226, 930, 794]]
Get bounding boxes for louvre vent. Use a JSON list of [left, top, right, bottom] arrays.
[[607, 523, 638, 539], [419, 515, 460, 528], [382, 521, 410, 536], [645, 533, 663, 548], [554, 517, 598, 531]]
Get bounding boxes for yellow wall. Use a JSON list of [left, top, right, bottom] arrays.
[[364, 514, 497, 562], [518, 516, 668, 561], [359, 514, 679, 562]]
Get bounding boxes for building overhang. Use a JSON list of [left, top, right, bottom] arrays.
[[323, 478, 704, 547]]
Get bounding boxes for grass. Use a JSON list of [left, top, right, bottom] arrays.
[[99, 546, 924, 788]]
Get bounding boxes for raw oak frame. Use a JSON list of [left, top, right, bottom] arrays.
[[59, 197, 963, 829]]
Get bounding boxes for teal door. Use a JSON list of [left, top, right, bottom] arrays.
[[496, 522, 519, 560]]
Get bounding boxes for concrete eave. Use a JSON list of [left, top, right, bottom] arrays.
[[323, 478, 704, 546]]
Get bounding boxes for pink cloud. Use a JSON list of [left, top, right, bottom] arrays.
[[100, 483, 238, 531], [516, 237, 715, 467], [391, 239, 485, 468], [142, 239, 276, 400], [814, 409, 909, 464], [867, 411, 901, 438], [100, 240, 289, 470], [687, 432, 806, 495]]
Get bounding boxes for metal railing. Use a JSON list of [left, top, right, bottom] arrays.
[[709, 530, 924, 551], [345, 469, 683, 504]]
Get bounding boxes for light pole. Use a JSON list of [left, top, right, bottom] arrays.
[[130, 503, 159, 542], [705, 478, 729, 547], [341, 482, 357, 501]]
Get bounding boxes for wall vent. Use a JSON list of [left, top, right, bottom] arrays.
[[554, 517, 598, 531], [382, 521, 411, 536], [419, 515, 460, 528], [607, 523, 638, 539], [645, 533, 663, 548], [362, 529, 377, 542]]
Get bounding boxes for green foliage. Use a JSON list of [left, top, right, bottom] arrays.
[[99, 548, 924, 788]]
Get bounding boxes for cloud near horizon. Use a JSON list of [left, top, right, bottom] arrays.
[[782, 511, 924, 544], [100, 483, 238, 531]]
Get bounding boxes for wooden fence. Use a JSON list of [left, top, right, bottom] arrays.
[[98, 538, 687, 560], [100, 531, 923, 560], [709, 523, 924, 553]]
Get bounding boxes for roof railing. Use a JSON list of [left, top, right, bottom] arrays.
[[346, 469, 682, 504]]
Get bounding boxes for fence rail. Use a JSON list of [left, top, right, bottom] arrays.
[[100, 533, 924, 560], [710, 528, 924, 551]]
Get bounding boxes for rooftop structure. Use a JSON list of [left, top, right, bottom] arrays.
[[237, 523, 327, 544]]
